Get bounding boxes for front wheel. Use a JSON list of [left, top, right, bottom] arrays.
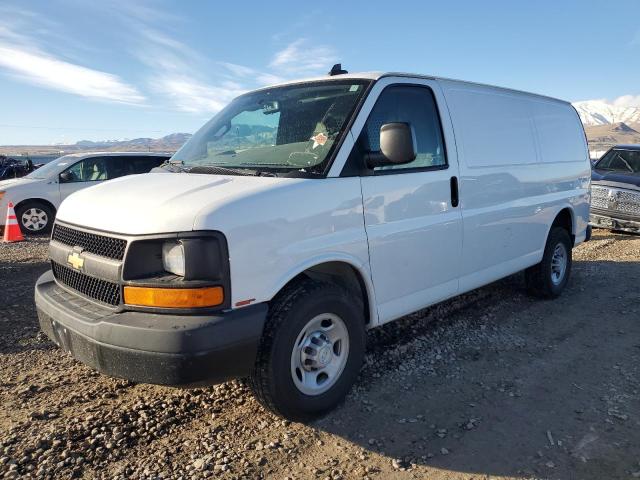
[[15, 201, 55, 235], [249, 279, 366, 421], [525, 226, 572, 298]]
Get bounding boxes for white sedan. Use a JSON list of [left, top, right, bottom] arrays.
[[0, 152, 170, 234]]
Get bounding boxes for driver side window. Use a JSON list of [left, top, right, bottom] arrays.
[[357, 85, 447, 173], [62, 157, 109, 183]]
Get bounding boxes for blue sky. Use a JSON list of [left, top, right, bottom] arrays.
[[0, 0, 639, 145]]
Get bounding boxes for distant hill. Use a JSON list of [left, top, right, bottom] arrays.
[[73, 133, 192, 151], [0, 133, 193, 157], [583, 122, 640, 153]]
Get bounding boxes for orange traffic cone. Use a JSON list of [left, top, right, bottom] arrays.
[[3, 202, 24, 242]]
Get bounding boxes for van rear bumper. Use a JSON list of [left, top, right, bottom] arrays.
[[35, 270, 267, 386]]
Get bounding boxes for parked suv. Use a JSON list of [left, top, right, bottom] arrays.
[[590, 145, 640, 233], [35, 71, 591, 420], [0, 152, 170, 234]]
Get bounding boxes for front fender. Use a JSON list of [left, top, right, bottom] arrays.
[[267, 253, 379, 327]]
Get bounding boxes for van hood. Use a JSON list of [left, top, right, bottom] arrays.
[[56, 172, 297, 234]]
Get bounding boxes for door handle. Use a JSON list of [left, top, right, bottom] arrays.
[[450, 176, 459, 208]]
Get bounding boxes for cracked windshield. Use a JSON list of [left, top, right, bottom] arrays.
[[171, 81, 370, 175]]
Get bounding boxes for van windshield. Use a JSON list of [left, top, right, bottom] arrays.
[[171, 80, 370, 176]]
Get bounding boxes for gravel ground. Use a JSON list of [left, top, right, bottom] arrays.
[[1, 230, 639, 480]]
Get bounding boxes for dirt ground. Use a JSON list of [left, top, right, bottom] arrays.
[[0, 229, 639, 480]]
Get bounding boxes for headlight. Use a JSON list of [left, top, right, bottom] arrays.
[[162, 241, 185, 276], [122, 232, 230, 310]]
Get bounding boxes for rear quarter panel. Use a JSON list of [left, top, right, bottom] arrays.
[[438, 80, 590, 292]]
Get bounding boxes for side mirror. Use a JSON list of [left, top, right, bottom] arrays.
[[366, 122, 417, 169], [59, 171, 73, 183]]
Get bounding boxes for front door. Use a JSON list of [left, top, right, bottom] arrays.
[[58, 156, 109, 202], [353, 81, 463, 323]]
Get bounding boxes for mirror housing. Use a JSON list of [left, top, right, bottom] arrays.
[[366, 122, 417, 169], [59, 171, 73, 183]]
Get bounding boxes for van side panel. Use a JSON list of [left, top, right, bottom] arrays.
[[439, 80, 590, 294]]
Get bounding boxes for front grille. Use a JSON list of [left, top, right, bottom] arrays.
[[616, 190, 640, 215], [52, 262, 121, 306], [52, 224, 127, 260], [591, 185, 640, 216], [591, 185, 609, 210]]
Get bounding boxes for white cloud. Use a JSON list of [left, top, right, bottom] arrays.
[[150, 76, 244, 114], [256, 73, 286, 86], [611, 94, 640, 108], [132, 25, 244, 114], [219, 62, 256, 78], [269, 39, 336, 74], [0, 44, 145, 104], [0, 4, 340, 116], [0, 7, 144, 105]]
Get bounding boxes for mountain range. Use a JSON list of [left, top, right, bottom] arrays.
[[0, 133, 193, 157], [573, 100, 640, 126], [73, 133, 192, 151]]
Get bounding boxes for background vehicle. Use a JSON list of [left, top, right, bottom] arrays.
[[0, 156, 36, 180], [590, 145, 640, 233], [35, 71, 590, 420], [0, 152, 170, 234]]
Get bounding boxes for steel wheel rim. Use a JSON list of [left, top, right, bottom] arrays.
[[290, 313, 350, 396], [21, 208, 48, 232], [550, 243, 567, 285]]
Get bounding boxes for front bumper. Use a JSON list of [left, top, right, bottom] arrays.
[[590, 212, 640, 234], [35, 270, 267, 386]]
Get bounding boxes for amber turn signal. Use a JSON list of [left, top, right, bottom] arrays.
[[123, 286, 223, 308]]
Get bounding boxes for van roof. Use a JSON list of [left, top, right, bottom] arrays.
[[260, 71, 569, 105]]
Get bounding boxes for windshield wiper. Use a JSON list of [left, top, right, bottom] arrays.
[[187, 164, 258, 176], [616, 153, 635, 173]]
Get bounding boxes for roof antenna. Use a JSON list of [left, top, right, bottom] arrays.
[[328, 63, 348, 76]]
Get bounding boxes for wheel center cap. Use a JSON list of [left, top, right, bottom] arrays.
[[318, 346, 332, 366]]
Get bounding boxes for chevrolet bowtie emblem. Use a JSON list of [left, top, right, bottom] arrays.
[[67, 252, 84, 270]]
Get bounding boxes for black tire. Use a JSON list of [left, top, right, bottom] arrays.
[[525, 226, 572, 298], [15, 201, 55, 235], [249, 278, 366, 421]]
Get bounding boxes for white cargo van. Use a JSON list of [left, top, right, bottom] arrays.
[[35, 70, 591, 420]]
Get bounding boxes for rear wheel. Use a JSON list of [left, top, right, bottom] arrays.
[[15, 201, 54, 235], [525, 226, 572, 298], [249, 279, 366, 421]]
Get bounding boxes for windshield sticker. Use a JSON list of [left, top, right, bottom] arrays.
[[349, 85, 360, 92], [310, 132, 328, 149]]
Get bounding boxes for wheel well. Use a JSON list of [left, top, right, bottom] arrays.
[[284, 262, 371, 325], [14, 198, 57, 215], [552, 208, 575, 245]]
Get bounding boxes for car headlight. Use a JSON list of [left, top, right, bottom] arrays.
[[122, 232, 230, 310], [162, 241, 185, 276]]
